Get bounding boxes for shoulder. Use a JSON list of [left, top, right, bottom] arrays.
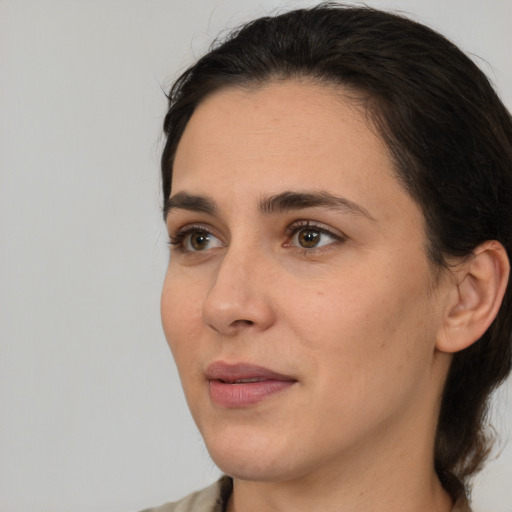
[[139, 476, 233, 512]]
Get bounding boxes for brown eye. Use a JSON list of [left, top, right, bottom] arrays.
[[189, 231, 211, 251], [176, 228, 224, 252], [298, 229, 321, 248], [289, 224, 341, 250]]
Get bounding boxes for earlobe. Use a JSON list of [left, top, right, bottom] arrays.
[[436, 241, 510, 354]]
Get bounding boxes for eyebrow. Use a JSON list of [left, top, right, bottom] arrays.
[[164, 190, 374, 221], [259, 191, 375, 220], [164, 192, 218, 219]]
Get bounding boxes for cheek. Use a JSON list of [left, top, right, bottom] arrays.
[[284, 259, 437, 382], [301, 283, 436, 443], [161, 269, 204, 361]]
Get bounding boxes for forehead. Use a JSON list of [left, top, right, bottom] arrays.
[[175, 82, 384, 181], [171, 80, 420, 228], [181, 81, 369, 149]]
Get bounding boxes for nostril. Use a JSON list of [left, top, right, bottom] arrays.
[[231, 319, 255, 327]]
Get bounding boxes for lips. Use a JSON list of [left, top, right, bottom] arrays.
[[206, 362, 297, 408]]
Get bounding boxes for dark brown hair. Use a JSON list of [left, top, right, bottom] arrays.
[[160, 3, 512, 498]]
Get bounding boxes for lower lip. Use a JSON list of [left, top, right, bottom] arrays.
[[209, 379, 295, 408]]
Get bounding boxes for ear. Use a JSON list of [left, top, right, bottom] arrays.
[[436, 241, 510, 354]]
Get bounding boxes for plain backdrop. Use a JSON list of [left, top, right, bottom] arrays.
[[1, 1, 511, 511]]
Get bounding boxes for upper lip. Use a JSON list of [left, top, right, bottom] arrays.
[[206, 361, 296, 383]]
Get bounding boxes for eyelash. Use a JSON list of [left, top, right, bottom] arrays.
[[286, 220, 345, 251], [168, 224, 218, 249], [168, 221, 345, 253]]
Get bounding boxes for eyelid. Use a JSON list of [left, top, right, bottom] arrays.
[[168, 223, 225, 252], [285, 219, 346, 239], [167, 219, 346, 254], [284, 219, 346, 250]]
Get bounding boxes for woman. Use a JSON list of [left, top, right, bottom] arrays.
[[148, 4, 512, 511]]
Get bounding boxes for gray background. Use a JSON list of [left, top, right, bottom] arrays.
[[1, 1, 511, 511]]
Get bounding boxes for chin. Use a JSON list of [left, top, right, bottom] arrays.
[[199, 425, 282, 480], [201, 425, 316, 483], [211, 454, 300, 483]]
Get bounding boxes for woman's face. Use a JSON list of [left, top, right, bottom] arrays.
[[161, 81, 452, 483]]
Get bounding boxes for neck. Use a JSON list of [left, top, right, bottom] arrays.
[[227, 465, 452, 512]]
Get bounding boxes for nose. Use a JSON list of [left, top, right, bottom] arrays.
[[202, 245, 276, 336]]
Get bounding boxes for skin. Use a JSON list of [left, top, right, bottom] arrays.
[[161, 81, 456, 512]]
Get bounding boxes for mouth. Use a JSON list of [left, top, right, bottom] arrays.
[[222, 377, 268, 383], [205, 362, 297, 408]]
